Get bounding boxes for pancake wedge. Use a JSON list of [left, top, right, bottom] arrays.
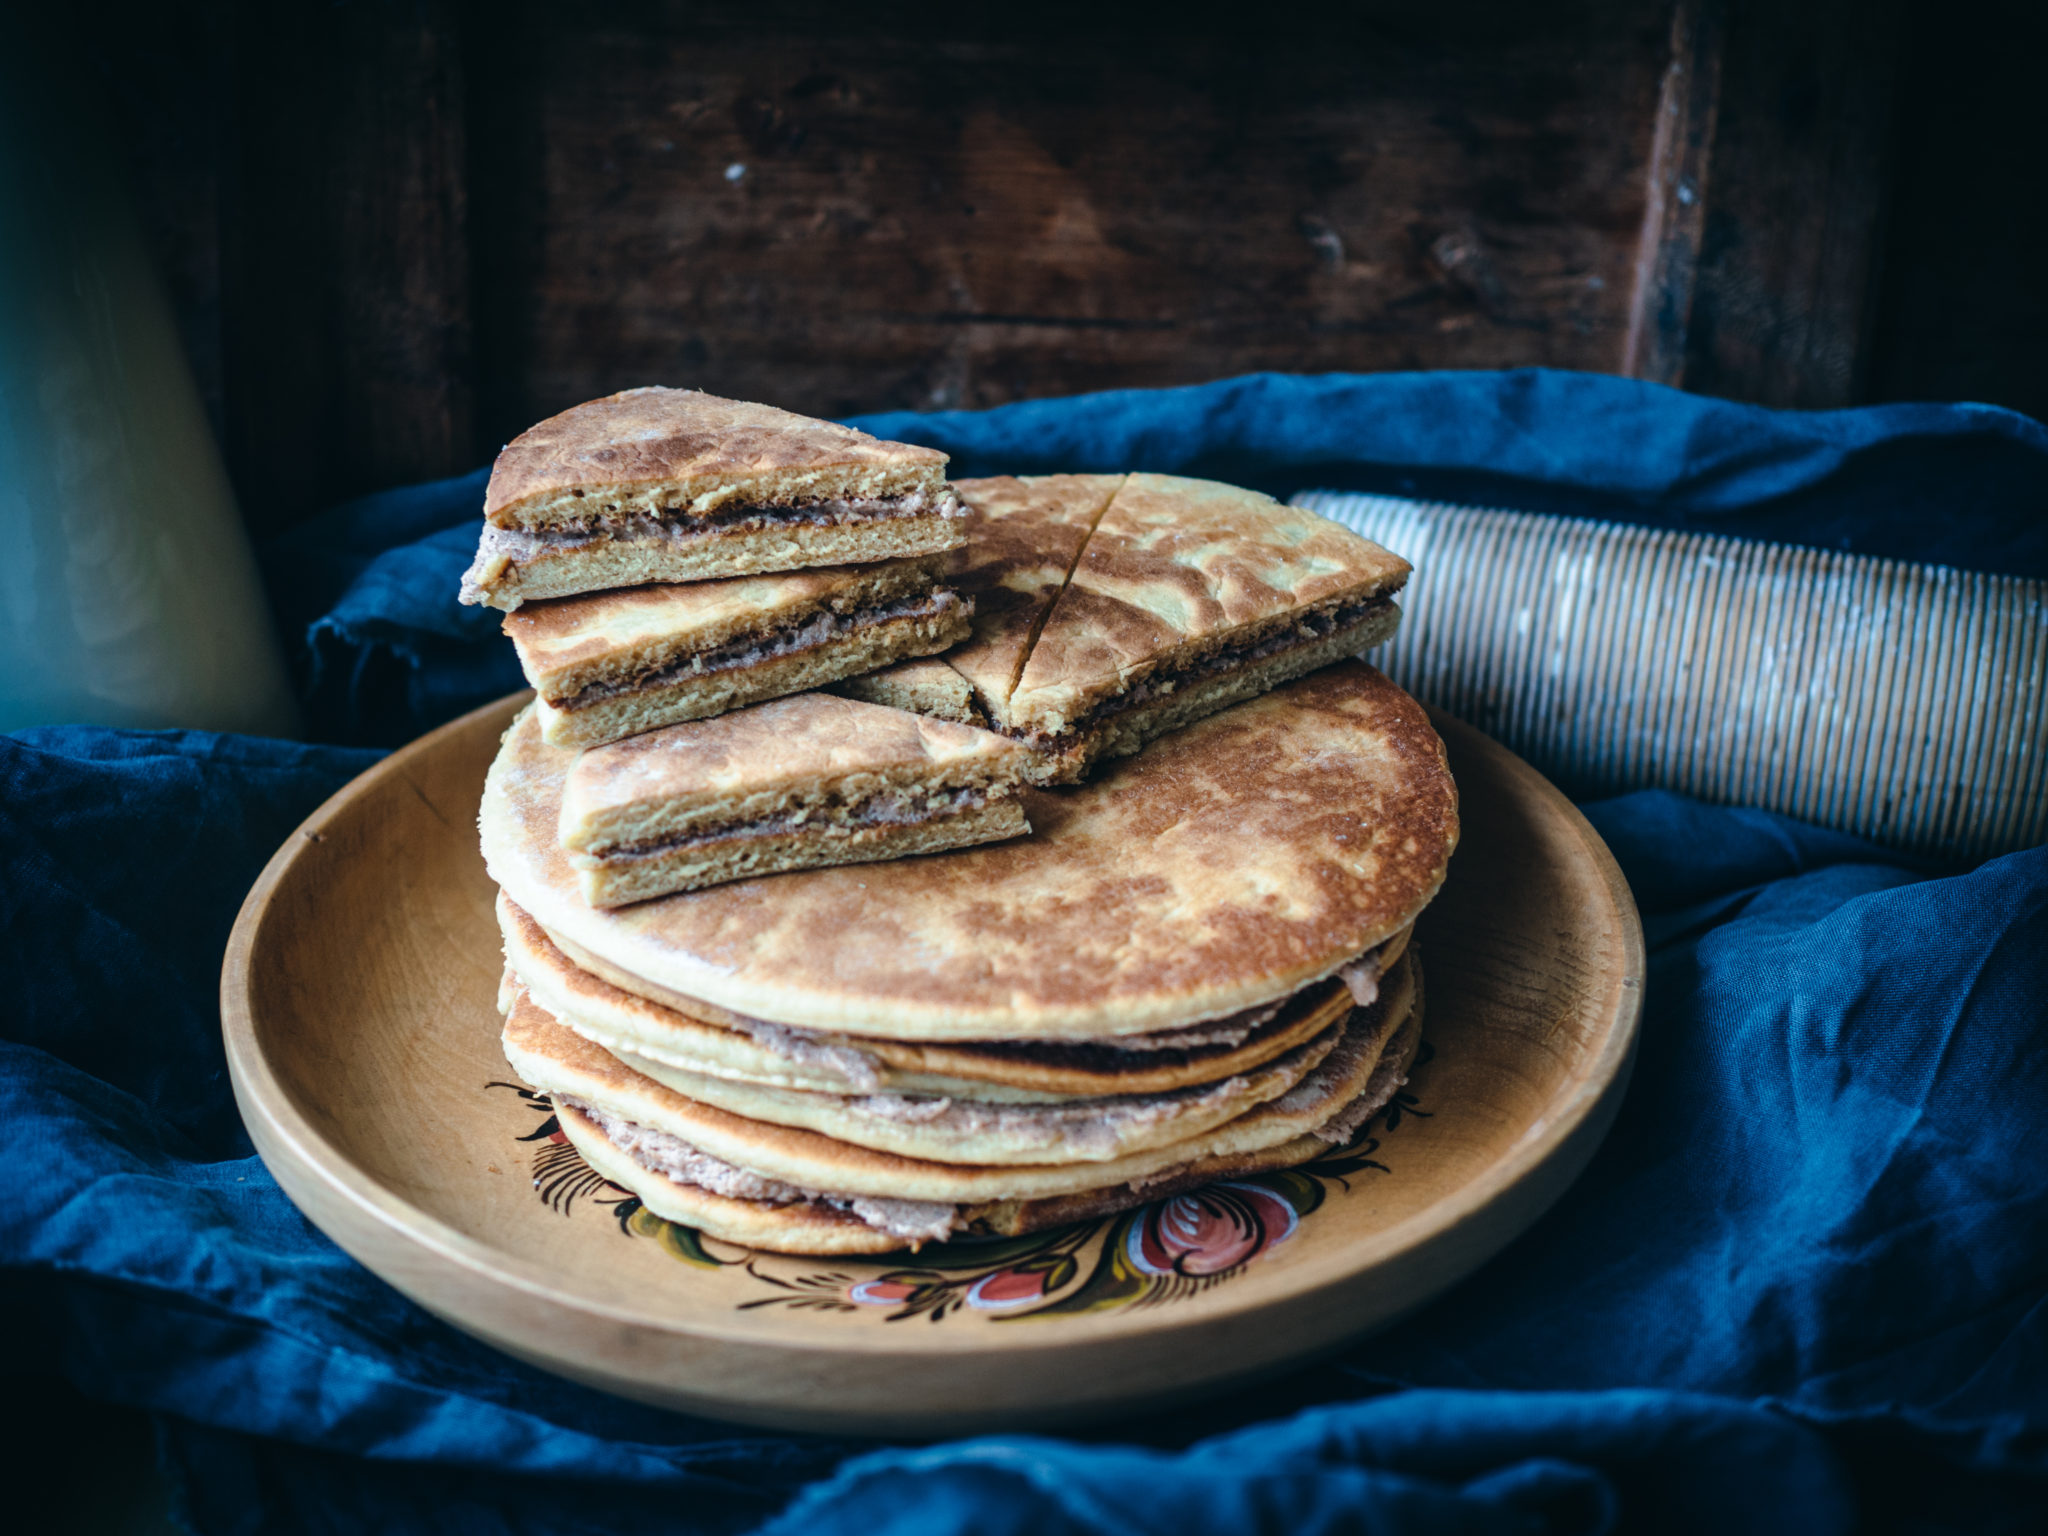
[[460, 388, 967, 609], [507, 554, 970, 749], [559, 693, 1031, 906], [831, 656, 982, 724], [509, 954, 1423, 1253], [1001, 473, 1411, 781]]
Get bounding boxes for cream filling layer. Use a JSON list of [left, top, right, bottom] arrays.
[[561, 1006, 1408, 1245], [563, 1095, 960, 1243]]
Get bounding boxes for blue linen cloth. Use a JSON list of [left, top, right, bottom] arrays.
[[4, 369, 2045, 1534]]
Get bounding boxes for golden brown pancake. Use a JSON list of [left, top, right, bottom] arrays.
[[499, 893, 1394, 1100], [481, 660, 1458, 1040], [507, 553, 970, 749], [558, 693, 1031, 907], [831, 656, 983, 724], [460, 388, 965, 609], [922, 474, 1124, 713]]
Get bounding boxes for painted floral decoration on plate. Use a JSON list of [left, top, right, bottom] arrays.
[[490, 1043, 1433, 1324]]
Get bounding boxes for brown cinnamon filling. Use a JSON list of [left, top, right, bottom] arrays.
[[553, 589, 966, 710], [592, 785, 1000, 863], [485, 488, 965, 558]]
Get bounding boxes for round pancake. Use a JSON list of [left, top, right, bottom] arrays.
[[500, 952, 1419, 1205], [500, 892, 1387, 1100], [550, 1007, 1423, 1255], [482, 660, 1456, 1039]]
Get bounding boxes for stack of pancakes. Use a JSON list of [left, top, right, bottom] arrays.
[[462, 386, 1454, 1255], [483, 662, 1458, 1254]]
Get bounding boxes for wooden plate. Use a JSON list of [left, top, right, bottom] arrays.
[[221, 692, 1643, 1436]]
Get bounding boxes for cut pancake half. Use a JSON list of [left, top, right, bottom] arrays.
[[500, 951, 1419, 1208], [532, 961, 1424, 1254], [499, 891, 1407, 1100], [558, 694, 1032, 907], [508, 553, 971, 749], [831, 655, 981, 725], [460, 388, 967, 609], [839, 473, 1411, 784], [999, 473, 1411, 782]]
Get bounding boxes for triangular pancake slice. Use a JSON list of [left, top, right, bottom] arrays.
[[506, 552, 970, 749], [460, 388, 967, 610], [558, 693, 1031, 907], [840, 474, 1409, 784], [1001, 473, 1410, 781]]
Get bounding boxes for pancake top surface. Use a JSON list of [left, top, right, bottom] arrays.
[[486, 660, 1457, 1039], [1008, 473, 1413, 732], [485, 388, 949, 527], [941, 474, 1123, 710], [561, 693, 1025, 846]]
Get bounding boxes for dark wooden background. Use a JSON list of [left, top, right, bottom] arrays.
[[79, 0, 2048, 535]]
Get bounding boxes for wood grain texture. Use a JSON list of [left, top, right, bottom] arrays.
[[83, 0, 2027, 534], [474, 0, 1666, 437], [226, 0, 472, 530], [220, 691, 1643, 1433], [1679, 0, 1905, 407], [1622, 0, 1724, 385]]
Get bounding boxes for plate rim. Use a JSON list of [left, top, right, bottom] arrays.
[[221, 689, 1644, 1365]]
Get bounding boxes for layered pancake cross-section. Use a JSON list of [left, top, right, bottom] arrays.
[[558, 692, 1032, 907], [500, 934, 1424, 1254], [501, 889, 1409, 1105], [507, 552, 971, 749]]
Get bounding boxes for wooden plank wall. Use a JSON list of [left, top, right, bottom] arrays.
[[80, 0, 2042, 536]]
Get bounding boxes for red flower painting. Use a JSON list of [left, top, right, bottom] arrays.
[[1125, 1182, 1302, 1277], [502, 1049, 1429, 1325]]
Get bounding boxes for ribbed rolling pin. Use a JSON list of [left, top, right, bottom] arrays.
[[1294, 492, 2047, 862]]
